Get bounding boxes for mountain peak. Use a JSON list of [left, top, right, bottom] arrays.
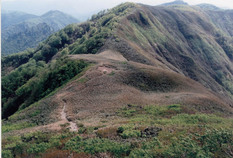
[[161, 0, 188, 6], [41, 10, 65, 17]]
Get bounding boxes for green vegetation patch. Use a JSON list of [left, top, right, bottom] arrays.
[[65, 136, 130, 157], [117, 125, 141, 139], [2, 122, 36, 133], [2, 131, 130, 158], [69, 3, 136, 55], [2, 126, 233, 158], [2, 58, 88, 119], [118, 104, 233, 129], [2, 102, 233, 158]]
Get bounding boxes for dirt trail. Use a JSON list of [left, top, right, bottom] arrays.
[[61, 102, 78, 131], [69, 49, 127, 63], [3, 101, 78, 137]]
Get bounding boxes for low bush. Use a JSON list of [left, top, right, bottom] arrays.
[[65, 137, 130, 157], [117, 125, 141, 139], [27, 142, 50, 154], [144, 104, 183, 117], [2, 126, 232, 157], [121, 130, 141, 139], [2, 150, 13, 158], [2, 122, 36, 133]]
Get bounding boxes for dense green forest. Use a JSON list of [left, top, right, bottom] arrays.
[[2, 58, 87, 118]]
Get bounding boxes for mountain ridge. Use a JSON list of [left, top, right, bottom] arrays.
[[161, 0, 188, 6], [2, 2, 233, 157]]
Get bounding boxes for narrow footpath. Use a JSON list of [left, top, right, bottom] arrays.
[[61, 102, 78, 131]]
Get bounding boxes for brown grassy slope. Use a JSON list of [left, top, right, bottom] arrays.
[[106, 4, 233, 106], [58, 57, 233, 120]]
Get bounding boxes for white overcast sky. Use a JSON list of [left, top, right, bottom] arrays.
[[2, 0, 233, 20]]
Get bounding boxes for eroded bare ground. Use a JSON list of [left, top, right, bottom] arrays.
[[4, 49, 233, 136], [61, 102, 78, 131], [69, 49, 127, 63]]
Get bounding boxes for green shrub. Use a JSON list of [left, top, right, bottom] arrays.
[[163, 136, 209, 158], [78, 127, 87, 134], [117, 125, 133, 133], [170, 114, 224, 125], [120, 108, 137, 117], [13, 142, 27, 156], [144, 104, 182, 117], [141, 137, 161, 149], [197, 129, 233, 155], [27, 142, 50, 154], [49, 135, 62, 148], [129, 138, 161, 157], [65, 137, 130, 157], [167, 104, 182, 111], [129, 149, 153, 158], [48, 35, 62, 48], [159, 129, 233, 158], [117, 125, 141, 139], [2, 126, 233, 157], [2, 150, 13, 158], [2, 122, 35, 133], [121, 130, 141, 139]]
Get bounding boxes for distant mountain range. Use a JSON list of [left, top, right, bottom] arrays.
[[161, 0, 223, 11], [2, 10, 79, 55], [197, 3, 221, 10]]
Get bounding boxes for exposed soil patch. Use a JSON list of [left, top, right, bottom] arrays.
[[61, 102, 78, 131], [97, 64, 117, 74], [69, 49, 127, 63]]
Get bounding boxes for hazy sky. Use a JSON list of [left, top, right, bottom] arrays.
[[2, 0, 233, 20]]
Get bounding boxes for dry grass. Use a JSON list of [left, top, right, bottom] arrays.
[[96, 127, 118, 138]]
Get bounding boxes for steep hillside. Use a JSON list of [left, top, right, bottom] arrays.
[[204, 9, 233, 37], [2, 2, 233, 158], [2, 10, 78, 55], [115, 4, 233, 103]]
